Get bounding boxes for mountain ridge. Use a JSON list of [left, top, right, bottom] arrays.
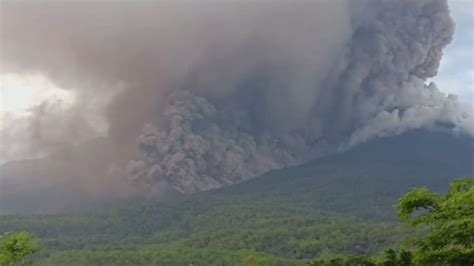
[[1, 130, 472, 215]]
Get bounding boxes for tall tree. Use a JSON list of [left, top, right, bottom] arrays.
[[0, 232, 40, 266], [396, 178, 474, 265]]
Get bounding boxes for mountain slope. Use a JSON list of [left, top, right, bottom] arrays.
[[0, 131, 472, 265], [204, 130, 474, 219]]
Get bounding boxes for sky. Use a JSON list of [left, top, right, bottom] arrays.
[[0, 73, 74, 115], [433, 0, 474, 105], [0, 0, 472, 162], [0, 1, 472, 117]]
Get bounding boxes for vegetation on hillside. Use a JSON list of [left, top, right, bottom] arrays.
[[309, 177, 474, 266], [0, 203, 410, 265], [0, 178, 472, 265]]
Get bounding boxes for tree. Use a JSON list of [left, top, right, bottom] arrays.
[[398, 249, 413, 266], [0, 232, 41, 266], [308, 256, 375, 266], [380, 249, 412, 266], [381, 249, 397, 266], [396, 178, 474, 265]]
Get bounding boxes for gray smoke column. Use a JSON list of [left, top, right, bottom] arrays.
[[1, 0, 472, 198]]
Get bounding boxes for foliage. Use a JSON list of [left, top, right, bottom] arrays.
[[0, 201, 410, 265], [0, 232, 40, 266], [308, 178, 474, 266], [43, 246, 295, 266], [396, 178, 474, 265], [398, 249, 413, 266], [308, 248, 414, 266], [0, 176, 470, 265], [308, 256, 376, 266]]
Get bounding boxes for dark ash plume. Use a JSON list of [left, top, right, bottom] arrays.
[[0, 0, 472, 205]]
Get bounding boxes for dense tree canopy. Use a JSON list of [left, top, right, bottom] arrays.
[[0, 232, 40, 266], [396, 178, 474, 265], [309, 177, 474, 266], [0, 178, 472, 265]]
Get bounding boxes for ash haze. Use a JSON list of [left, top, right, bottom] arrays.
[[0, 0, 473, 212]]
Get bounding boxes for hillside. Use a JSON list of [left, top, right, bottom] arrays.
[[206, 130, 474, 219], [0, 131, 472, 265]]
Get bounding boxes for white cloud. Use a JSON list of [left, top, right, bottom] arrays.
[[0, 73, 75, 115], [433, 1, 474, 106]]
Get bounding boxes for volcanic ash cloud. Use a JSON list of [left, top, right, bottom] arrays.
[[1, 0, 472, 198]]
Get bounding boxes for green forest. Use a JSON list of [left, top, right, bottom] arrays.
[[1, 178, 472, 265]]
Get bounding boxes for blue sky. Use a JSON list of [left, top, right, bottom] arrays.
[[434, 0, 474, 105]]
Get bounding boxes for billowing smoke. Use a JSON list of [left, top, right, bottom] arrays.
[[1, 0, 472, 203]]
